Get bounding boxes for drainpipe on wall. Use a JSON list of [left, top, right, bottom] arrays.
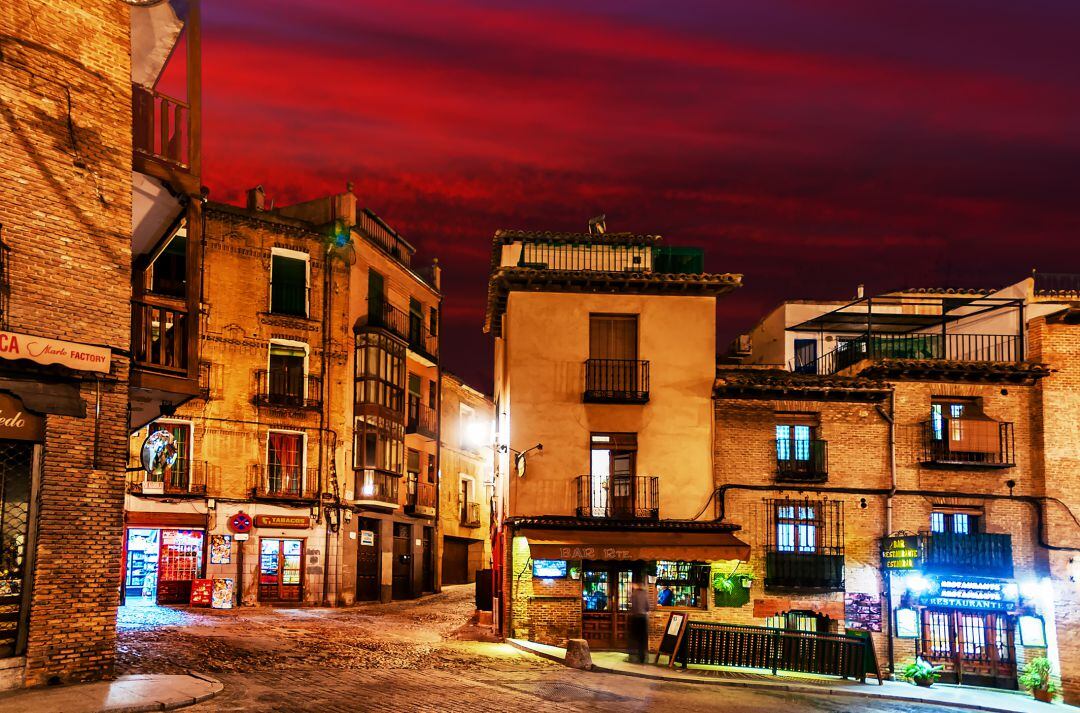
[[875, 395, 897, 677], [320, 244, 333, 607]]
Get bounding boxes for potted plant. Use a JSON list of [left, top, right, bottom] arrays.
[[902, 657, 943, 688], [1020, 657, 1057, 703]]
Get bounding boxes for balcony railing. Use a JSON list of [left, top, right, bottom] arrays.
[[803, 333, 1021, 375], [405, 477, 437, 517], [764, 551, 845, 591], [132, 298, 189, 373], [407, 397, 437, 438], [921, 418, 1015, 468], [575, 475, 659, 519], [366, 301, 438, 360], [921, 531, 1014, 579], [584, 359, 649, 404], [461, 501, 481, 528], [132, 85, 191, 170], [127, 460, 208, 496], [357, 210, 412, 268], [776, 439, 828, 483], [250, 464, 319, 500], [355, 468, 400, 505], [254, 370, 323, 410]]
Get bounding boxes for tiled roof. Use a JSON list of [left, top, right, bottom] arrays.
[[891, 286, 995, 295], [506, 516, 741, 533], [484, 268, 741, 335], [713, 368, 891, 401], [857, 359, 1052, 383]]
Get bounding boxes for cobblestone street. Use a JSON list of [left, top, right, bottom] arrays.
[[117, 586, 957, 712]]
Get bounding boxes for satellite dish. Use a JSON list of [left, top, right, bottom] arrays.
[[141, 429, 178, 476]]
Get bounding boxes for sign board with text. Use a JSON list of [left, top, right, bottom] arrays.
[[917, 577, 1017, 612], [881, 535, 920, 571], [0, 329, 110, 373], [254, 514, 311, 529], [0, 393, 44, 441]]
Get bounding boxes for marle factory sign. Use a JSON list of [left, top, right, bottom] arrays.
[[0, 329, 111, 373]]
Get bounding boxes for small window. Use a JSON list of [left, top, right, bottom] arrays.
[[426, 453, 436, 483], [267, 431, 304, 496], [407, 448, 420, 478], [654, 560, 707, 609], [930, 398, 982, 440], [429, 306, 438, 337], [271, 252, 308, 317], [931, 509, 980, 534], [268, 343, 307, 402], [589, 314, 638, 360], [149, 233, 187, 298]]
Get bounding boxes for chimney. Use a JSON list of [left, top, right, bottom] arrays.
[[431, 258, 441, 291], [246, 185, 265, 212], [856, 284, 865, 299]]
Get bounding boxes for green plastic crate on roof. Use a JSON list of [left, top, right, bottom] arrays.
[[652, 246, 705, 274]]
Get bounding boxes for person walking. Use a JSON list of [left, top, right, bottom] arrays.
[[628, 579, 651, 664]]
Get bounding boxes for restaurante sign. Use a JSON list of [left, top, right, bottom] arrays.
[[0, 330, 110, 374], [881, 535, 920, 571]]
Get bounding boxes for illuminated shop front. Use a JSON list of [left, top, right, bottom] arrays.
[[882, 533, 1056, 690]]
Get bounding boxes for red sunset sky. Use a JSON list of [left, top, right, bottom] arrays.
[[193, 0, 1080, 389]]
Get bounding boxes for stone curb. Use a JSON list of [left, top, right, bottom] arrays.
[[0, 673, 224, 713], [507, 639, 1057, 713]]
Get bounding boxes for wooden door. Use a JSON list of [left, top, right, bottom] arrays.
[[442, 537, 470, 585], [920, 609, 1017, 689], [581, 565, 633, 649], [421, 527, 435, 593], [355, 519, 380, 601], [392, 524, 412, 599]]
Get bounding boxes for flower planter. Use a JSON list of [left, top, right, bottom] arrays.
[[1033, 689, 1053, 703], [914, 679, 934, 688]]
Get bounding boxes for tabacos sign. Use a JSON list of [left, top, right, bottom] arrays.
[[0, 330, 111, 374], [0, 392, 44, 441]]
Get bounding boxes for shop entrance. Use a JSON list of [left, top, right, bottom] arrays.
[[920, 609, 1017, 688], [124, 528, 204, 605], [356, 519, 381, 602], [258, 538, 304, 602], [581, 563, 636, 650], [392, 523, 412, 599]]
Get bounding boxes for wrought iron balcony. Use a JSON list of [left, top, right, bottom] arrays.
[[584, 359, 650, 404], [921, 418, 1015, 468], [354, 468, 400, 507], [921, 531, 1014, 578], [460, 501, 481, 528], [405, 477, 437, 517], [254, 370, 323, 410], [406, 396, 437, 438], [803, 333, 1022, 376], [775, 438, 828, 483], [127, 460, 208, 497], [250, 464, 318, 500], [364, 300, 438, 360], [575, 475, 659, 519], [764, 551, 845, 592]]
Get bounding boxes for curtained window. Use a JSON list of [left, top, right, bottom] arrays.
[[268, 432, 303, 495], [589, 314, 637, 360]]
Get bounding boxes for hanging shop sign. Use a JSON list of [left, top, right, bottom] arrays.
[[917, 577, 1018, 612], [0, 329, 110, 373], [254, 514, 310, 529], [881, 535, 920, 571], [0, 392, 44, 441]]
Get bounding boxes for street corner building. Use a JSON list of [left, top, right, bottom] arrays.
[[123, 183, 476, 608], [0, 0, 204, 690], [713, 279, 1080, 700], [483, 221, 1080, 703], [484, 222, 753, 651]]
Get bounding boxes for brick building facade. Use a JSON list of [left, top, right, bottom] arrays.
[[0, 0, 203, 690], [123, 188, 450, 609]]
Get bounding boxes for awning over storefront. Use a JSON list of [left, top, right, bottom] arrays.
[[523, 528, 750, 562], [0, 377, 85, 417]]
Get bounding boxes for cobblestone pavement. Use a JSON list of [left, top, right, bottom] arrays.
[[117, 586, 953, 712]]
